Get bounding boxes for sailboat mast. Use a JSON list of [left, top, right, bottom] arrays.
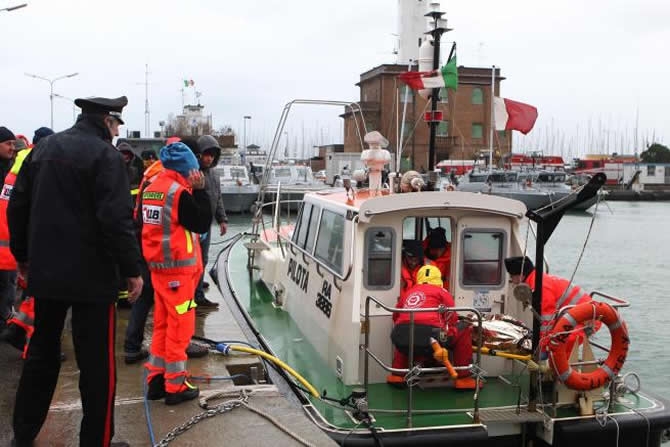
[[489, 65, 495, 172]]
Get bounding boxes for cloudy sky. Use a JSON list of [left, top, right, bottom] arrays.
[[1, 0, 668, 158]]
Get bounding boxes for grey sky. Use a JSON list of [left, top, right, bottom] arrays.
[[1, 0, 667, 158]]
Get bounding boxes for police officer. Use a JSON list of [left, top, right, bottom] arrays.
[[8, 96, 142, 447]]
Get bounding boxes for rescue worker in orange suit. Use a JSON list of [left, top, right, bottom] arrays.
[[142, 142, 212, 405], [0, 138, 33, 355], [423, 227, 451, 289], [504, 256, 599, 355], [388, 265, 477, 389], [0, 126, 17, 332], [1, 128, 54, 356], [399, 240, 433, 299]]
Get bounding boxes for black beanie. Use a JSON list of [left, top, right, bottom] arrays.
[[33, 127, 54, 145], [504, 256, 534, 277], [0, 127, 16, 144]]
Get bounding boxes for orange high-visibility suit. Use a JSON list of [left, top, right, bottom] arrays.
[[142, 169, 205, 394]]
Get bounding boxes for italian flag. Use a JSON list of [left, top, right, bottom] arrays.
[[493, 97, 538, 135], [398, 55, 458, 91]]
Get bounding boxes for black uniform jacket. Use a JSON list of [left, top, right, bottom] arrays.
[[8, 116, 141, 303]]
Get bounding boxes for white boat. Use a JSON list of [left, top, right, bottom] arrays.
[[214, 164, 259, 213], [210, 100, 670, 446]]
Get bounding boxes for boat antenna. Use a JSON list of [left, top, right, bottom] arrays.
[[489, 65, 495, 173], [425, 6, 451, 171]]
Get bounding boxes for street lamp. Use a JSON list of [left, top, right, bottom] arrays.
[[25, 72, 79, 129], [243, 115, 251, 151], [0, 3, 27, 12], [53, 93, 78, 124]]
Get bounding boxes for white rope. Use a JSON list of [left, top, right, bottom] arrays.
[[240, 400, 317, 447]]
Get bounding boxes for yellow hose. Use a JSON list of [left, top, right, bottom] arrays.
[[229, 345, 320, 398], [473, 346, 532, 362]]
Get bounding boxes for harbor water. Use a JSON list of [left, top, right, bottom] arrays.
[[216, 200, 670, 400]]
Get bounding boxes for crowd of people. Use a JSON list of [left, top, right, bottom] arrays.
[[0, 96, 228, 447]]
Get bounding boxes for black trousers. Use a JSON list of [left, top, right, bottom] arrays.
[[13, 298, 117, 447]]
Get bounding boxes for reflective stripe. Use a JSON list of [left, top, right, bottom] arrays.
[[167, 375, 186, 385], [150, 181, 198, 271], [161, 182, 180, 263], [609, 319, 623, 331], [565, 291, 583, 307], [130, 188, 139, 195], [175, 299, 196, 315], [166, 360, 186, 373], [147, 354, 166, 368], [557, 285, 581, 308], [185, 229, 193, 254], [0, 240, 9, 247], [601, 364, 615, 380], [148, 258, 198, 270], [559, 367, 572, 382], [118, 290, 129, 299], [15, 312, 33, 326], [563, 313, 578, 328], [540, 314, 554, 322]]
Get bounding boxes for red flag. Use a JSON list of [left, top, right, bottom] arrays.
[[493, 97, 538, 135]]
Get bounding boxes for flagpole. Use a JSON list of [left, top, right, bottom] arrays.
[[398, 59, 414, 173], [425, 7, 449, 172], [489, 65, 495, 173]]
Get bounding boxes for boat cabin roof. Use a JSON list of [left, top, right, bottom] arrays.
[[305, 189, 527, 222]]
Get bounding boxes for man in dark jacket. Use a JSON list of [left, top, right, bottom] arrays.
[[189, 135, 227, 308], [8, 96, 142, 447]]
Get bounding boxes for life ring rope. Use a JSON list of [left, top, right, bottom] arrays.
[[547, 301, 629, 391]]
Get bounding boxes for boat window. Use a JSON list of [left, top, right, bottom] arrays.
[[314, 209, 345, 274], [293, 202, 320, 254], [272, 167, 292, 179], [461, 231, 505, 287], [469, 174, 487, 183], [402, 217, 452, 245], [230, 167, 246, 179], [304, 206, 321, 253], [364, 228, 395, 289], [647, 165, 656, 176]]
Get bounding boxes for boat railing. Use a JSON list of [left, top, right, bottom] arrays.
[[363, 295, 484, 427]]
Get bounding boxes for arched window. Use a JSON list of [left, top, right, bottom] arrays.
[[471, 88, 483, 105]]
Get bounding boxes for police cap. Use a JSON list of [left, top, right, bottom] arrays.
[[74, 96, 128, 124]]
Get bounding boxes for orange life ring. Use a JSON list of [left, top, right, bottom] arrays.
[[548, 301, 629, 391]]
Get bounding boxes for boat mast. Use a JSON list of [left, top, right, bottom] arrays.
[[425, 3, 450, 171], [489, 65, 495, 173]]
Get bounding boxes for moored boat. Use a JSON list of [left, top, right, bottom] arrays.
[[212, 121, 670, 445]]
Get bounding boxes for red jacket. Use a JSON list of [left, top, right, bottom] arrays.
[[524, 270, 593, 341], [0, 149, 31, 270], [394, 283, 457, 332], [422, 239, 451, 289]]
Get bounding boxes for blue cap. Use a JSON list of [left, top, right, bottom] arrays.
[[159, 142, 199, 178]]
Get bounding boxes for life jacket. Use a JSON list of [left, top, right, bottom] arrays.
[[134, 160, 164, 221], [0, 149, 31, 270], [524, 270, 594, 343], [141, 169, 202, 275]]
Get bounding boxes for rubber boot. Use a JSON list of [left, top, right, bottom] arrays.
[[146, 374, 166, 400], [165, 379, 199, 406]]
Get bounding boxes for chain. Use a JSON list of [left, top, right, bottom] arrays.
[[154, 394, 249, 447]]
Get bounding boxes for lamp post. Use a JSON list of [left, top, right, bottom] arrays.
[[424, 2, 451, 171], [243, 115, 251, 151], [0, 3, 27, 12], [24, 72, 79, 129], [52, 93, 78, 124]]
